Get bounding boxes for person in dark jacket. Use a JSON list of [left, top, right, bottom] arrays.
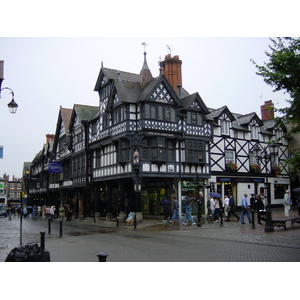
[[254, 195, 265, 225], [225, 193, 240, 222], [161, 196, 170, 222], [170, 197, 180, 223]]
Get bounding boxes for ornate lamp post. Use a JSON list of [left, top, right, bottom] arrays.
[[251, 143, 279, 232]]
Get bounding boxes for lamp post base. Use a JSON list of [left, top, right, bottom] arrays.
[[264, 210, 274, 232]]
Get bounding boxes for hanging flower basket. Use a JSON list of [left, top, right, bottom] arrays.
[[272, 164, 282, 175], [250, 163, 261, 173], [226, 161, 237, 171]]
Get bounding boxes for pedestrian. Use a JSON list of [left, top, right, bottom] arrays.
[[59, 205, 65, 220], [50, 205, 55, 221], [42, 206, 46, 219], [225, 193, 240, 222], [37, 205, 41, 218], [213, 197, 223, 225], [224, 194, 230, 218], [7, 206, 12, 221], [253, 195, 264, 226], [297, 195, 300, 217], [170, 197, 180, 223], [161, 196, 170, 222], [32, 206, 37, 220], [240, 193, 252, 224], [182, 198, 196, 225], [67, 206, 73, 221], [283, 190, 291, 217], [46, 206, 50, 219], [210, 196, 215, 219], [23, 206, 27, 219], [206, 197, 212, 219]]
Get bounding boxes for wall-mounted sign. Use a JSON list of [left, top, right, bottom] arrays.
[[48, 162, 63, 173]]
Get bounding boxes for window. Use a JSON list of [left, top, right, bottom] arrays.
[[220, 120, 230, 135], [187, 112, 203, 125], [142, 137, 175, 161], [225, 150, 235, 163], [144, 104, 176, 122], [95, 150, 101, 168], [186, 140, 204, 163], [112, 106, 126, 125], [119, 139, 129, 161], [251, 126, 259, 140]]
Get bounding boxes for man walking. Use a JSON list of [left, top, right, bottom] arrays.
[[225, 193, 240, 222], [170, 197, 180, 223], [182, 198, 196, 225], [283, 190, 291, 217], [161, 196, 170, 222], [240, 193, 252, 224]]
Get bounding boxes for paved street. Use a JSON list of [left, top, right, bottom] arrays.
[[1, 207, 300, 262]]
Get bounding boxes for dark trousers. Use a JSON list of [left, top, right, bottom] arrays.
[[227, 208, 239, 221], [163, 208, 169, 220]]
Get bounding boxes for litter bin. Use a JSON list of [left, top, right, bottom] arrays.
[[5, 243, 50, 262]]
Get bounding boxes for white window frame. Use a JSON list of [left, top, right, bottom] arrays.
[[220, 120, 230, 135]]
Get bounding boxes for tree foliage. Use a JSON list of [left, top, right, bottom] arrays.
[[252, 37, 300, 137]]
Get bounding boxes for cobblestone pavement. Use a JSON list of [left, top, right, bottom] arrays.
[[1, 208, 299, 262]]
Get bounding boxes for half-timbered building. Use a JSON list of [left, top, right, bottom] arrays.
[[88, 53, 213, 221], [209, 100, 290, 207]]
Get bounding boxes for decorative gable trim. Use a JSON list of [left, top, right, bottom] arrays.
[[144, 76, 181, 106]]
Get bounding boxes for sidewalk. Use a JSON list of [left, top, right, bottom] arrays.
[[1, 206, 299, 262]]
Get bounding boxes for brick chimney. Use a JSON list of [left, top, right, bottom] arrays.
[[46, 134, 55, 144], [260, 100, 274, 121], [161, 54, 182, 95]]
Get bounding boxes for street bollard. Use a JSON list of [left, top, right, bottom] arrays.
[[48, 217, 51, 234], [116, 214, 119, 227], [40, 231, 46, 250], [59, 219, 63, 237], [133, 214, 137, 231], [251, 209, 256, 229], [97, 252, 108, 262]]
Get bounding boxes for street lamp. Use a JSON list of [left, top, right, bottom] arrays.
[[0, 87, 18, 113], [251, 143, 279, 232]]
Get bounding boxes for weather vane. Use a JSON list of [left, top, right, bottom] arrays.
[[141, 42, 148, 52], [166, 45, 172, 56]]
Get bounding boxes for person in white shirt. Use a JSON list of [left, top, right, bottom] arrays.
[[224, 195, 230, 218]]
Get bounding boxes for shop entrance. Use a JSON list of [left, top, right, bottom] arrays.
[[141, 187, 166, 215]]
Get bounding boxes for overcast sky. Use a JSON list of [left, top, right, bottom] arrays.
[[0, 2, 296, 179]]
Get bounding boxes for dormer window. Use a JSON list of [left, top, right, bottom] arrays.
[[220, 120, 229, 135], [187, 112, 203, 125], [250, 126, 259, 140]]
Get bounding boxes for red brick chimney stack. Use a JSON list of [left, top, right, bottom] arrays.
[[260, 100, 275, 121], [161, 54, 182, 95]]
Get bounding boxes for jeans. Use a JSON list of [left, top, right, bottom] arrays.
[[183, 210, 194, 223], [241, 208, 252, 223], [171, 209, 180, 222]]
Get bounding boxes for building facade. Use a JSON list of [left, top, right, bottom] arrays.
[[26, 52, 291, 221], [209, 101, 289, 207]]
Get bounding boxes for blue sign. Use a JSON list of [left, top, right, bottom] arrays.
[[48, 162, 63, 173], [0, 146, 3, 159]]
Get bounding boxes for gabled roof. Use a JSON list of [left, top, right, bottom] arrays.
[[180, 92, 209, 113], [237, 112, 263, 126], [69, 104, 99, 131], [207, 105, 235, 120], [60, 108, 72, 136]]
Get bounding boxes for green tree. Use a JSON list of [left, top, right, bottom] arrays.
[[252, 37, 300, 176], [252, 37, 300, 136]]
